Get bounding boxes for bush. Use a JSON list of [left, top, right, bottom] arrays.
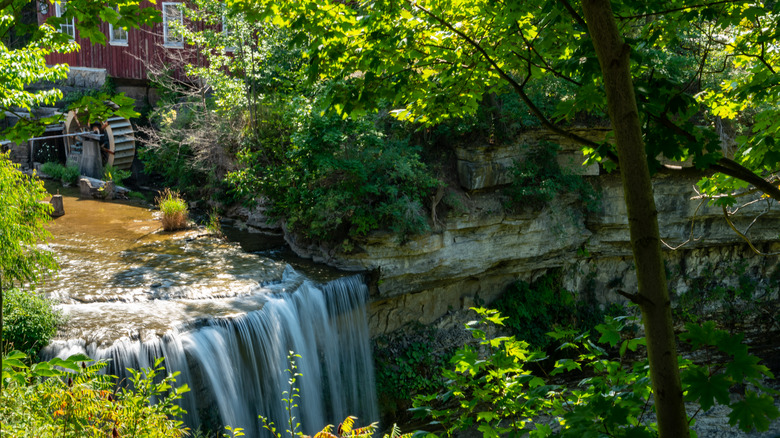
[[40, 162, 80, 185], [232, 111, 440, 247], [156, 189, 188, 231], [412, 309, 779, 438], [373, 330, 450, 422], [504, 142, 599, 213], [61, 165, 80, 185], [1, 353, 189, 438], [102, 165, 131, 185], [493, 270, 603, 349], [40, 161, 63, 179], [2, 288, 62, 357]]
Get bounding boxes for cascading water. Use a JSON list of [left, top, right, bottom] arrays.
[[40, 190, 378, 437], [46, 270, 377, 436]]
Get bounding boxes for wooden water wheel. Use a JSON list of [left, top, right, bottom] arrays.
[[63, 110, 136, 170]]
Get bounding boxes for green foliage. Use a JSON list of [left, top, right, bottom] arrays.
[[259, 352, 307, 438], [493, 270, 603, 349], [0, 153, 57, 290], [680, 320, 780, 431], [41, 162, 80, 185], [373, 330, 451, 420], [58, 77, 116, 109], [672, 263, 775, 332], [61, 165, 81, 186], [504, 142, 600, 213], [102, 165, 131, 185], [257, 352, 381, 438], [231, 111, 440, 246], [1, 353, 189, 437], [1, 288, 62, 358], [204, 210, 223, 237], [412, 309, 778, 437], [141, 3, 303, 202], [155, 188, 189, 231]]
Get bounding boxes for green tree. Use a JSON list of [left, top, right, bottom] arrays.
[[226, 1, 780, 436], [0, 153, 57, 385], [1, 0, 159, 388]]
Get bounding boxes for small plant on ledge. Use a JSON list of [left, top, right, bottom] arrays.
[[156, 188, 189, 231]]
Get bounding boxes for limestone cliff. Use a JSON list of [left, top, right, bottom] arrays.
[[258, 130, 780, 335]]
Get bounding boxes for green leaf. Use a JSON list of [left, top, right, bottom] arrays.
[[683, 367, 731, 412], [728, 391, 780, 432], [596, 322, 621, 347], [680, 321, 719, 349], [726, 352, 771, 382]]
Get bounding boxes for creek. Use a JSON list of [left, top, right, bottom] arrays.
[[39, 185, 378, 436]]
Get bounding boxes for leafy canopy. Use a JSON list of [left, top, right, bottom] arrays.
[[0, 153, 57, 289], [228, 0, 780, 205]]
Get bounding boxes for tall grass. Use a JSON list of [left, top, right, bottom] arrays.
[[155, 188, 188, 231], [40, 162, 80, 185]]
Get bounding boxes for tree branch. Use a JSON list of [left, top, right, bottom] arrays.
[[721, 206, 780, 256], [557, 0, 588, 30], [616, 289, 655, 307], [661, 196, 705, 250], [408, 0, 602, 149], [615, 0, 747, 20], [517, 30, 583, 86]]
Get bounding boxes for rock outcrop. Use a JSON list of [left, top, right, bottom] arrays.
[[278, 130, 780, 335]]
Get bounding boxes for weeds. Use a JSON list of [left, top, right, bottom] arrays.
[[156, 188, 188, 231]]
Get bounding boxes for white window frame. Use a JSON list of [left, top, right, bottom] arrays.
[[56, 1, 75, 39], [222, 14, 235, 52], [109, 6, 128, 45], [162, 2, 184, 47]]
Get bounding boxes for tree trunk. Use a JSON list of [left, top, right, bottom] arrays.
[[580, 1, 689, 437]]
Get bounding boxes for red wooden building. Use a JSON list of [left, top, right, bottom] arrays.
[[39, 1, 203, 82]]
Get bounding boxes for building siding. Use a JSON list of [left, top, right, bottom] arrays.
[[40, 1, 205, 81]]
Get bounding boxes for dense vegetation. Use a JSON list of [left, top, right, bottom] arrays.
[[1, 288, 61, 358], [1, 354, 189, 437], [412, 308, 778, 438], [4, 0, 780, 437]]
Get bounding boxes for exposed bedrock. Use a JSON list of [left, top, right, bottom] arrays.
[[271, 131, 780, 335]]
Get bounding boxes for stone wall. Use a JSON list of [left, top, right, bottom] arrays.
[[64, 67, 107, 89], [279, 130, 780, 336]]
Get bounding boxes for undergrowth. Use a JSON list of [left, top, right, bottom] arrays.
[[1, 288, 62, 358], [373, 326, 452, 424], [493, 269, 611, 350], [40, 162, 80, 185], [156, 188, 189, 231], [504, 142, 600, 213]]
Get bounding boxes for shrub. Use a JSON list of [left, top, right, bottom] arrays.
[[40, 161, 63, 179], [373, 334, 450, 423], [493, 270, 603, 349], [1, 353, 189, 438], [504, 141, 600, 213], [40, 162, 80, 185], [61, 165, 81, 185], [2, 288, 62, 358], [412, 309, 779, 438], [231, 111, 440, 247], [102, 165, 131, 185], [155, 188, 188, 231]]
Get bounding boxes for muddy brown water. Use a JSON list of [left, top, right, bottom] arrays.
[[39, 182, 328, 346]]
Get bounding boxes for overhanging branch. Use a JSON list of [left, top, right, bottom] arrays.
[[408, 0, 601, 150]]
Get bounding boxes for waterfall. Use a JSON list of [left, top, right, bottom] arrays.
[[44, 273, 378, 437]]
